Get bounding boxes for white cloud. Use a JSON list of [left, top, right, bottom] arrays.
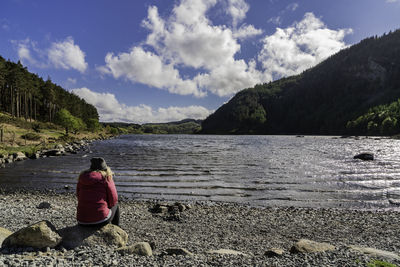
[[99, 0, 263, 98], [386, 0, 399, 2], [48, 37, 88, 73], [66, 77, 77, 85], [226, 0, 249, 28], [12, 36, 88, 73], [16, 41, 36, 65], [99, 0, 351, 98], [100, 47, 204, 97], [287, 3, 299, 11], [268, 2, 298, 25], [233, 24, 263, 39], [71, 87, 212, 123], [268, 16, 282, 25], [259, 12, 352, 79]]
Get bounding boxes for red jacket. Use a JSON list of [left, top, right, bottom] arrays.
[[76, 171, 118, 223]]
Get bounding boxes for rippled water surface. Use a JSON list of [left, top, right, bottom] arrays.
[[1, 135, 400, 210]]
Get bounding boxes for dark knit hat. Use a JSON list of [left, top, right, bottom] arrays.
[[90, 157, 108, 171]]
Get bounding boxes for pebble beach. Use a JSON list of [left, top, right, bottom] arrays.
[[0, 190, 399, 266]]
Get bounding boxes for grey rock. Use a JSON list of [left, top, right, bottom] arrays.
[[13, 152, 27, 161], [0, 227, 13, 246], [265, 248, 284, 257], [348, 245, 400, 260], [2, 221, 61, 249], [59, 224, 128, 249], [206, 249, 248, 256], [290, 239, 335, 254], [116, 242, 152, 256], [165, 247, 193, 256], [37, 202, 51, 209]]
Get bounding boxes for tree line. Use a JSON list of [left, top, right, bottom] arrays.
[[0, 56, 99, 129]]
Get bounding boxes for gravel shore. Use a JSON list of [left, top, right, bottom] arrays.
[[0, 191, 399, 266]]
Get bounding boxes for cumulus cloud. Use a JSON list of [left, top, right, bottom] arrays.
[[99, 47, 204, 97], [11, 36, 88, 73], [48, 37, 88, 73], [71, 87, 212, 123], [259, 12, 352, 78], [99, 0, 351, 98], [99, 0, 263, 97]]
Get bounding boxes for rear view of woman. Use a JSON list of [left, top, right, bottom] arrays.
[[76, 157, 119, 226]]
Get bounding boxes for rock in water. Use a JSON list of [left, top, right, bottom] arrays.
[[354, 153, 374, 161], [2, 221, 61, 249], [290, 239, 335, 253], [59, 224, 128, 249], [0, 227, 13, 246]]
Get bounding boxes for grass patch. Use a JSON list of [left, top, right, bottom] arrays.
[[367, 259, 398, 267]]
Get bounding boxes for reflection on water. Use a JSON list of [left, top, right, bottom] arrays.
[[1, 135, 400, 210]]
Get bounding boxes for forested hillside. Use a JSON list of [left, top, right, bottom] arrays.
[[201, 29, 400, 135], [0, 57, 98, 125]]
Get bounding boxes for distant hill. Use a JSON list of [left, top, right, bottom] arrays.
[[103, 119, 202, 134], [201, 29, 400, 135]]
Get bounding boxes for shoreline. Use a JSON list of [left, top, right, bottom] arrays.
[[0, 191, 399, 266]]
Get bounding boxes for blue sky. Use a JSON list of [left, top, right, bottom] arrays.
[[1, 0, 399, 123]]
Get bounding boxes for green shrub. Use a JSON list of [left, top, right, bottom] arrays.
[[21, 132, 42, 141]]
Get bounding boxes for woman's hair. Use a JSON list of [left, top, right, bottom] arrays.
[[99, 167, 113, 181], [78, 167, 113, 181]]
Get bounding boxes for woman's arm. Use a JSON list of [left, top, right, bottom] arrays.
[[106, 178, 118, 208]]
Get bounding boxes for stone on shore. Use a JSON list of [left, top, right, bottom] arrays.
[[165, 247, 193, 256], [207, 249, 248, 256], [37, 202, 51, 209], [13, 152, 27, 161], [290, 239, 335, 254], [2, 220, 61, 249], [116, 242, 153, 256], [0, 227, 13, 246], [59, 224, 128, 249], [348, 245, 400, 260], [264, 248, 284, 257]]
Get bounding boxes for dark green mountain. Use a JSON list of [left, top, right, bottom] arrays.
[[201, 29, 400, 135]]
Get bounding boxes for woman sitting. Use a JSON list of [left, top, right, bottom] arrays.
[[76, 157, 119, 226]]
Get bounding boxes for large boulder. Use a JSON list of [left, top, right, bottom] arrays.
[[59, 224, 128, 249], [2, 221, 61, 249], [0, 227, 13, 246], [290, 239, 335, 253]]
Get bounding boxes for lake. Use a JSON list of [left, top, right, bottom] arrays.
[[1, 134, 400, 210]]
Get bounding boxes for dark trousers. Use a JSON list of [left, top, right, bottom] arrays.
[[107, 204, 120, 226]]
